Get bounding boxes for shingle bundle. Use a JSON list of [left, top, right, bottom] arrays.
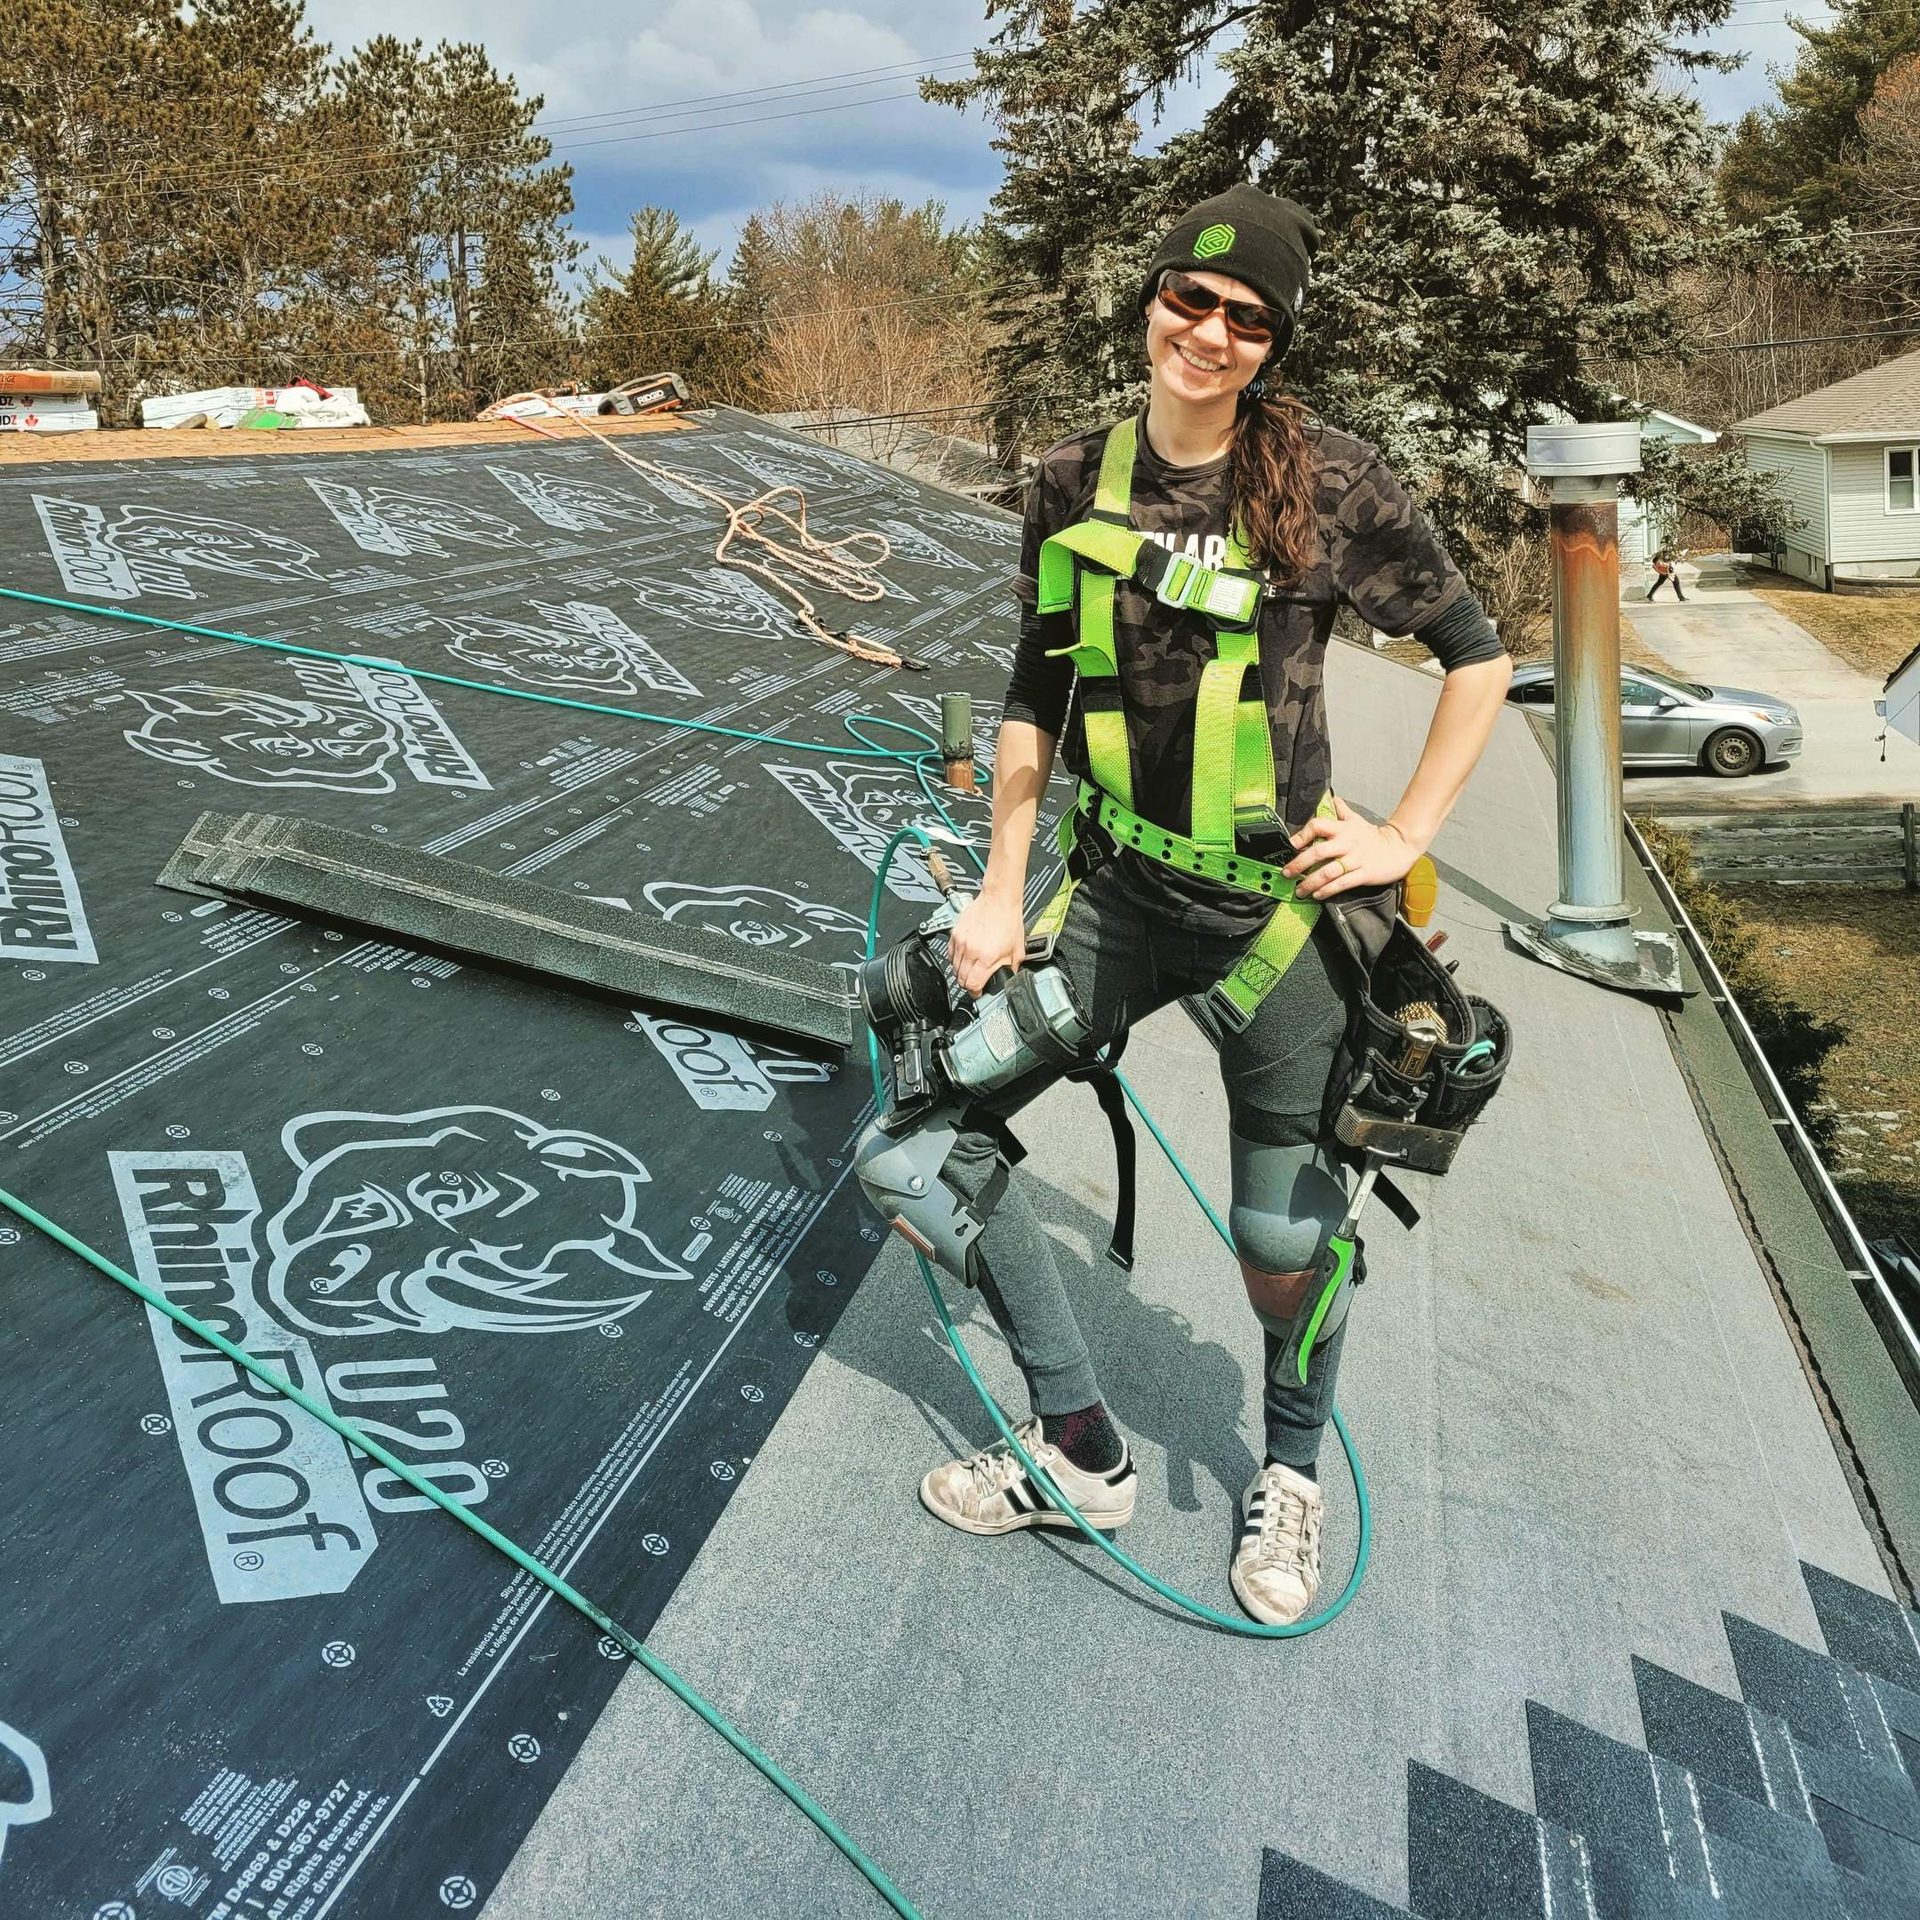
[[0, 368, 101, 432]]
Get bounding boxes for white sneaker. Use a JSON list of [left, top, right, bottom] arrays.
[[920, 1416, 1138, 1536], [1230, 1462, 1324, 1625]]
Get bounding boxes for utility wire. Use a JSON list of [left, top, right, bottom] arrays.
[[21, 51, 974, 178], [27, 60, 978, 197], [1696, 322, 1920, 350]]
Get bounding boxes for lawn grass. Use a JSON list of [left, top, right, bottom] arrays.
[[1746, 568, 1920, 685], [1720, 882, 1920, 1250]]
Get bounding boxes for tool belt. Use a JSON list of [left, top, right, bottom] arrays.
[[1321, 911, 1512, 1177]]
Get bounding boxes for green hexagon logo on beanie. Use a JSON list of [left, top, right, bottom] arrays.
[[1192, 222, 1235, 260]]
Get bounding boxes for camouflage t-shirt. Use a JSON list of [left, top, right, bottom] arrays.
[[1006, 411, 1473, 928]]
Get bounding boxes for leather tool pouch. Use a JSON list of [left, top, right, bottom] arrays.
[[1323, 904, 1512, 1176]]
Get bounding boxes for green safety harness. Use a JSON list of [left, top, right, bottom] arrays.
[[1028, 415, 1330, 1032]]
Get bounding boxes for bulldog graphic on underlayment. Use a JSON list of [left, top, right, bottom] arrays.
[[263, 1106, 691, 1339], [641, 881, 867, 965], [432, 601, 699, 698], [484, 466, 659, 531], [875, 518, 970, 570], [741, 429, 876, 482], [306, 477, 527, 558], [621, 568, 804, 646], [118, 683, 407, 793], [914, 505, 1020, 549], [33, 496, 326, 599]]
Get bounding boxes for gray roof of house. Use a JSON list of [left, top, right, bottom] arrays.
[[1735, 345, 1920, 440]]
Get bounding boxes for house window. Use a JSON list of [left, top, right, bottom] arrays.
[[1891, 446, 1919, 513]]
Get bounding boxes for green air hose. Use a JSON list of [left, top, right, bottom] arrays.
[[0, 578, 1371, 1915]]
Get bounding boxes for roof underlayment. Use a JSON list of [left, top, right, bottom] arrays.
[[0, 408, 1915, 1920]]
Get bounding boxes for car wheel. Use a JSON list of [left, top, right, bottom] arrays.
[[1701, 727, 1761, 777]]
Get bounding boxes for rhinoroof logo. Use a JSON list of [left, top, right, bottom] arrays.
[[874, 518, 970, 570], [0, 753, 97, 964], [973, 638, 1015, 675], [110, 1150, 378, 1604], [635, 1015, 835, 1113], [0, 1720, 50, 1873], [485, 465, 658, 531], [263, 1106, 691, 1338], [306, 477, 527, 557], [430, 600, 700, 698], [32, 495, 326, 600], [763, 760, 989, 902], [117, 657, 489, 793], [640, 881, 867, 966]]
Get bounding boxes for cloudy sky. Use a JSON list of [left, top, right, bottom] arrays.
[[301, 0, 1826, 279]]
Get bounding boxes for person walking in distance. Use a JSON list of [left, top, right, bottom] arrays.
[[1646, 549, 1687, 601], [919, 185, 1512, 1625]]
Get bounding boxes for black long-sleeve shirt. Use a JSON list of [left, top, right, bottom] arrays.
[[1005, 412, 1505, 926]]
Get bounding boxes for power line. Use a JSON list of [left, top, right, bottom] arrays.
[[28, 57, 978, 197], [525, 55, 977, 135], [1697, 322, 1920, 350]]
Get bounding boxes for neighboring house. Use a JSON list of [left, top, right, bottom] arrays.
[[1734, 347, 1920, 589], [1886, 637, 1920, 749]]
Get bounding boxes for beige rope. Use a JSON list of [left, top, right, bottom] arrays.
[[494, 397, 915, 670]]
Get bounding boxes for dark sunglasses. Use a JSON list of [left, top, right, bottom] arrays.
[[1156, 269, 1283, 343]]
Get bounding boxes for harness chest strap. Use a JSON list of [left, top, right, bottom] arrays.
[[1033, 417, 1279, 852]]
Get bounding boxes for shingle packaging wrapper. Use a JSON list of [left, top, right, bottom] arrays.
[[140, 383, 370, 429], [0, 406, 1046, 1916], [0, 366, 102, 394], [0, 406, 99, 431]]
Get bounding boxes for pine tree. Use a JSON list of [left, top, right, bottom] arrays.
[[578, 204, 728, 394], [930, 0, 1757, 565], [1720, 0, 1920, 225], [331, 35, 576, 421]]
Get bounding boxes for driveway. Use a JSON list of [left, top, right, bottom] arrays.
[[1621, 553, 1920, 811]]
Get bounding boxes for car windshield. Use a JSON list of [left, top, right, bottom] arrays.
[[1632, 664, 1714, 701]]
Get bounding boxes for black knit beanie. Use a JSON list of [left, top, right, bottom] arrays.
[[1137, 184, 1318, 351]]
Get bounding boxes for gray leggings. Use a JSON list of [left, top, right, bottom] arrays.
[[948, 857, 1358, 1470]]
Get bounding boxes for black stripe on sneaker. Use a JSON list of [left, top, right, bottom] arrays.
[[1005, 1480, 1038, 1516], [1100, 1452, 1134, 1486]]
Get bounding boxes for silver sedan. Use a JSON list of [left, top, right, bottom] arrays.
[[1505, 661, 1803, 777]]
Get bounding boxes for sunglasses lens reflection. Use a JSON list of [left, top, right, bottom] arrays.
[[1158, 274, 1274, 341]]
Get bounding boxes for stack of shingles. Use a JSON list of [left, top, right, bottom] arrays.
[[0, 368, 101, 433]]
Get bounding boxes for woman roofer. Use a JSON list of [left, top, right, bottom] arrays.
[[924, 184, 1512, 1625]]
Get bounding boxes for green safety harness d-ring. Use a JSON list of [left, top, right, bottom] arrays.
[[0, 576, 1373, 1919]]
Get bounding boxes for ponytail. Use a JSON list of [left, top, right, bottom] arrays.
[[1227, 390, 1319, 584]]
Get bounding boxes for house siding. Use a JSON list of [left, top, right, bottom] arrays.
[[1829, 439, 1920, 573], [1745, 433, 1829, 577]]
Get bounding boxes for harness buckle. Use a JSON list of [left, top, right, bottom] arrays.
[[1204, 977, 1257, 1035]]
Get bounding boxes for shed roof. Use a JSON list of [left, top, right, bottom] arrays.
[[1735, 345, 1920, 441]]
